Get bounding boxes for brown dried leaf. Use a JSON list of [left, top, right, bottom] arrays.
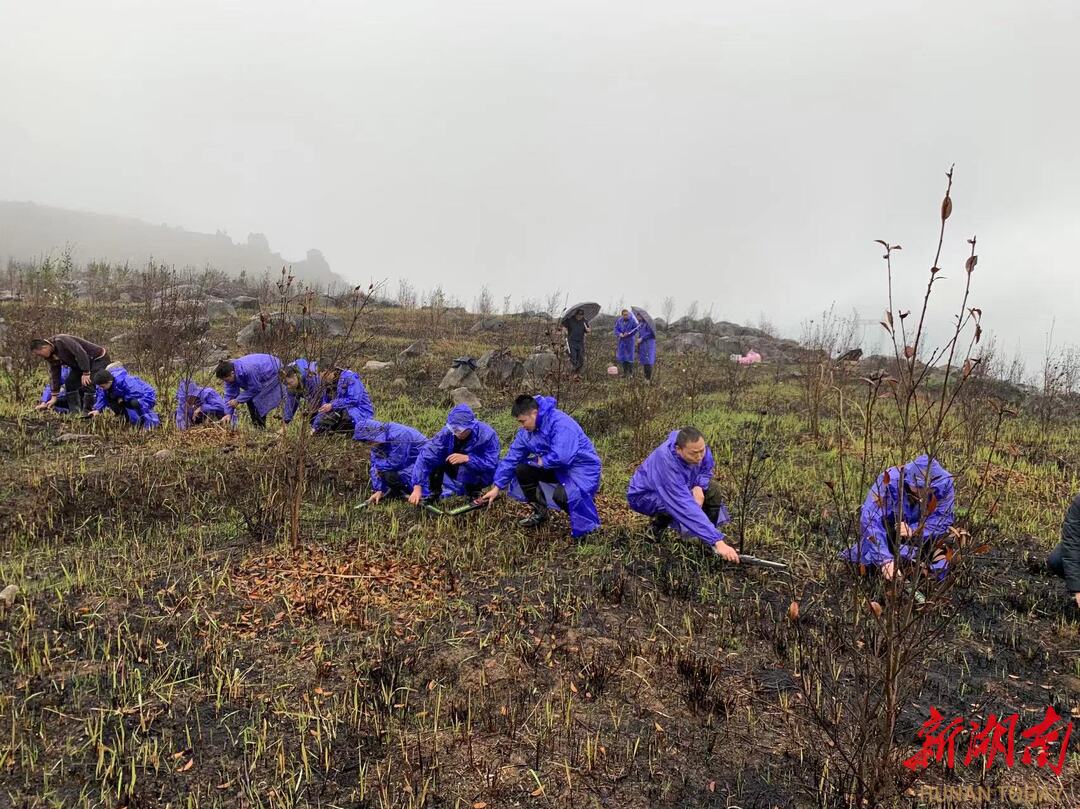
[[868, 600, 883, 618], [966, 255, 978, 273], [788, 601, 800, 621], [904, 345, 915, 359], [941, 195, 953, 220]]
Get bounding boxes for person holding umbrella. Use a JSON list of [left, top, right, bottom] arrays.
[[632, 306, 657, 381], [560, 302, 599, 377]]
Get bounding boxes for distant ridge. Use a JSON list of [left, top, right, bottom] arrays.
[[0, 201, 344, 287]]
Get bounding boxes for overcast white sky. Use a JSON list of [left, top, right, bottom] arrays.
[[2, 1, 1078, 366]]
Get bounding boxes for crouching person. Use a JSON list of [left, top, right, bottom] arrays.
[[312, 364, 374, 435], [627, 426, 740, 564], [841, 455, 955, 580], [477, 395, 601, 539], [355, 419, 427, 505], [407, 404, 500, 505], [1046, 493, 1080, 610], [176, 380, 234, 429], [89, 368, 161, 429]]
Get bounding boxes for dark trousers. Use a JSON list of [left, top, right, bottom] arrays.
[[568, 342, 585, 373], [652, 480, 725, 529], [60, 354, 111, 412], [315, 411, 355, 435], [515, 463, 568, 510], [1048, 543, 1068, 581], [379, 469, 412, 499], [620, 361, 634, 377], [246, 402, 266, 429], [428, 463, 485, 499], [642, 363, 654, 381]]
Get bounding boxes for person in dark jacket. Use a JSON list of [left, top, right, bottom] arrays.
[[1047, 493, 1080, 609], [563, 309, 590, 376], [30, 335, 111, 413]]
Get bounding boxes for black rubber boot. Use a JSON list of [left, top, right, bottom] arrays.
[[518, 503, 549, 528], [646, 514, 672, 541]]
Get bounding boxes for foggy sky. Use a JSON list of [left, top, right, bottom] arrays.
[[3, 0, 1078, 369]]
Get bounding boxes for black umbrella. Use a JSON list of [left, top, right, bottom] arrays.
[[631, 306, 655, 332], [560, 302, 601, 328]]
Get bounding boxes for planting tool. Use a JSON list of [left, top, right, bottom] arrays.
[[445, 500, 489, 517], [738, 554, 789, 572], [423, 502, 446, 517]]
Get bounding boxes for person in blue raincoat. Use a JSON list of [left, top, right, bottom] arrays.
[[407, 404, 500, 505], [175, 379, 234, 429], [355, 419, 428, 505], [313, 364, 374, 434], [627, 427, 741, 563], [215, 354, 283, 429], [281, 359, 321, 430], [36, 365, 72, 414], [841, 455, 955, 580], [89, 368, 161, 429], [477, 394, 602, 538], [613, 309, 639, 377], [635, 317, 657, 381]]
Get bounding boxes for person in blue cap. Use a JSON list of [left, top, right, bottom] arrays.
[[407, 404, 500, 505]]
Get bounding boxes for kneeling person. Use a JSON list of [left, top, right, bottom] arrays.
[[477, 395, 602, 538], [313, 364, 374, 435], [355, 419, 427, 505], [176, 379, 234, 429], [627, 427, 740, 563], [1046, 493, 1080, 610], [408, 404, 500, 505], [90, 368, 161, 429]]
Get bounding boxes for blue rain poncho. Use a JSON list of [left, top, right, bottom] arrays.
[[355, 419, 428, 494], [92, 368, 160, 429], [314, 369, 374, 430], [493, 396, 602, 537], [614, 313, 639, 363], [175, 379, 234, 428], [282, 359, 321, 424], [841, 455, 955, 576], [636, 319, 657, 365], [225, 353, 283, 417], [627, 430, 730, 546], [41, 366, 72, 413], [411, 404, 500, 497]]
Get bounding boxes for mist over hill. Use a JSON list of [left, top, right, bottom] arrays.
[[0, 201, 344, 288]]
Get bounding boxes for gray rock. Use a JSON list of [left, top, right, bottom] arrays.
[[438, 365, 484, 391], [478, 348, 524, 385], [470, 317, 506, 334], [57, 433, 93, 442], [523, 352, 559, 379], [398, 340, 429, 361], [450, 387, 482, 409], [671, 332, 712, 354], [204, 298, 237, 320], [391, 377, 407, 388], [836, 348, 863, 362], [231, 295, 259, 311], [364, 360, 394, 371], [117, 292, 133, 304], [591, 313, 618, 329], [0, 585, 18, 607], [153, 449, 174, 461], [236, 313, 346, 348]]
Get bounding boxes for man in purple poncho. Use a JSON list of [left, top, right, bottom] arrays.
[[215, 354, 283, 429], [613, 309, 639, 377], [407, 403, 501, 505], [355, 419, 428, 505], [281, 359, 321, 430], [841, 455, 955, 580], [176, 379, 234, 429], [312, 363, 374, 434], [477, 394, 602, 538], [89, 368, 161, 429], [627, 427, 741, 564], [635, 317, 657, 381]]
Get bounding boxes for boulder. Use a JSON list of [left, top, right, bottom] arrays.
[[117, 292, 133, 304], [653, 318, 667, 331], [364, 360, 394, 371], [478, 348, 524, 385], [438, 364, 483, 392], [0, 585, 18, 607], [470, 317, 506, 334], [204, 299, 237, 320], [153, 449, 174, 461], [591, 313, 617, 330], [523, 352, 559, 379], [398, 340, 429, 361], [236, 313, 345, 348], [450, 387, 482, 409], [836, 348, 863, 363], [231, 295, 259, 311], [671, 332, 712, 354], [390, 377, 407, 388], [711, 320, 768, 339]]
